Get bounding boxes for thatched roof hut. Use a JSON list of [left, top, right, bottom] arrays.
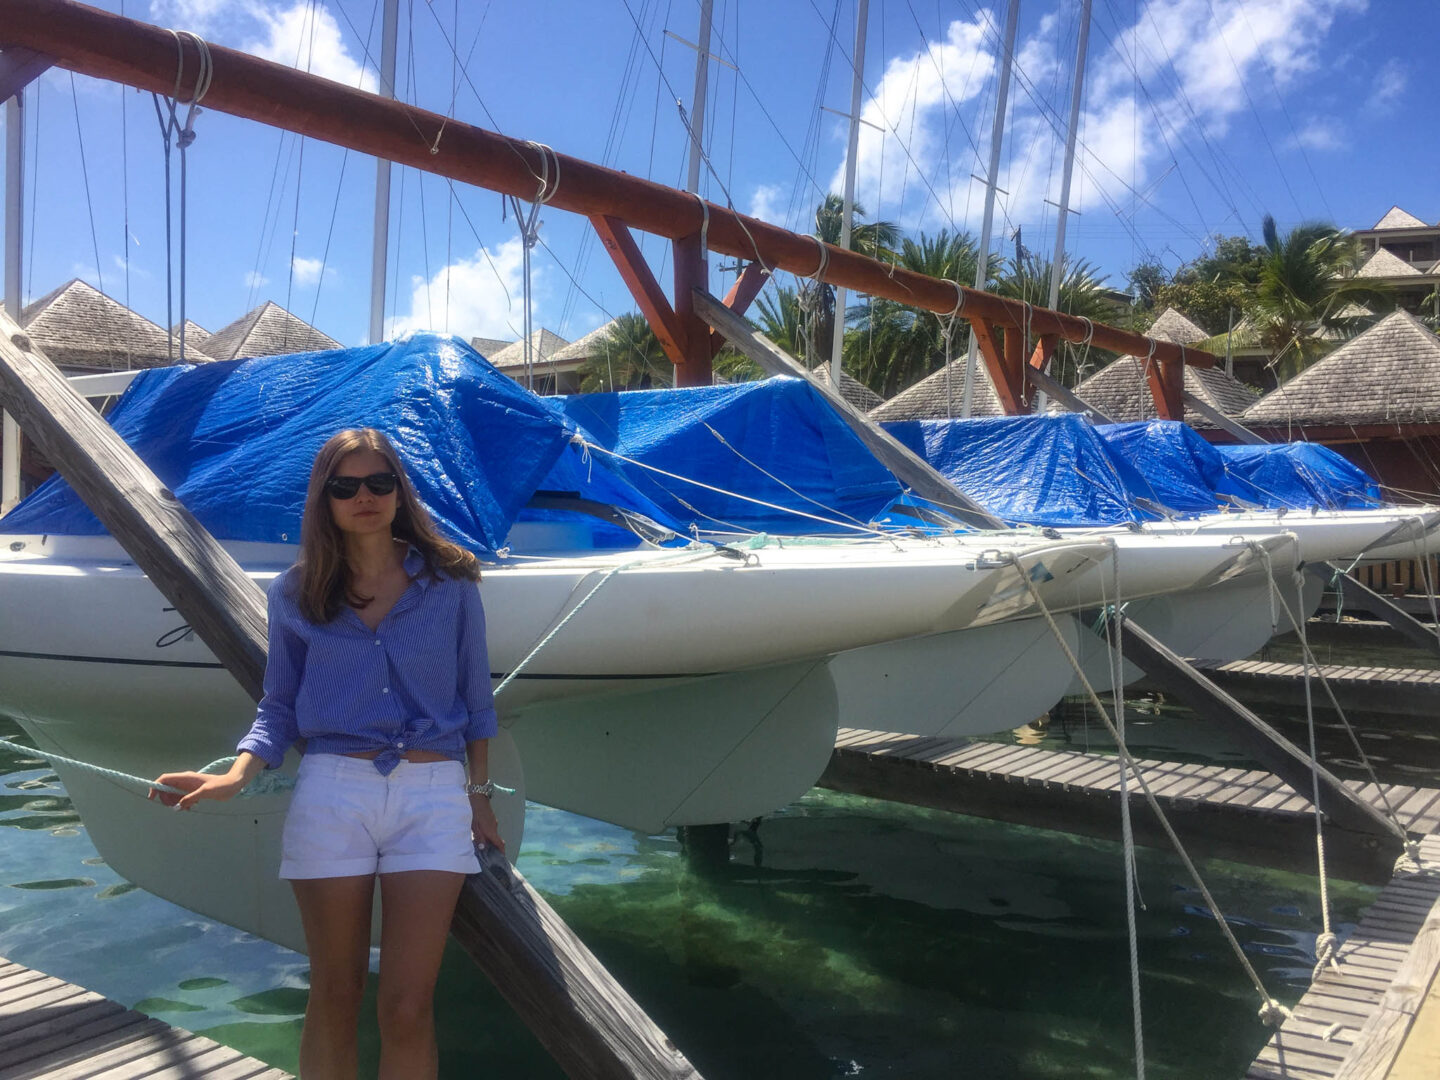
[[868, 359, 1005, 421], [12, 278, 215, 371], [1241, 309, 1440, 494], [204, 301, 340, 361]]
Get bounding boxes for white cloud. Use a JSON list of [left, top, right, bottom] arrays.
[[147, 0, 236, 35], [243, 270, 269, 289], [844, 0, 1362, 235], [1287, 118, 1343, 152], [747, 183, 784, 224], [387, 237, 533, 341], [110, 254, 152, 279], [242, 3, 377, 91], [290, 255, 331, 286], [1367, 57, 1406, 112]]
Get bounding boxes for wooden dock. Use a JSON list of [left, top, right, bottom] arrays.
[[1138, 659, 1440, 719], [821, 729, 1440, 883], [0, 954, 292, 1080], [1244, 833, 1440, 1080]]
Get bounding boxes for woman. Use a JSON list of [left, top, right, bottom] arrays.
[[151, 428, 503, 1080]]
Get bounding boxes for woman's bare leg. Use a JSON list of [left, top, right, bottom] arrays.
[[375, 870, 465, 1080], [292, 875, 375, 1080]]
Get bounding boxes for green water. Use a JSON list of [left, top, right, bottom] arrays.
[[0, 709, 1399, 1079]]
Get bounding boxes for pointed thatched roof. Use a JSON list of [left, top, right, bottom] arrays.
[[1070, 357, 1258, 427], [1371, 206, 1430, 230], [10, 278, 215, 371], [1242, 309, 1440, 427], [868, 359, 1005, 421], [469, 335, 515, 361], [1145, 306, 1209, 344], [548, 320, 619, 363], [1356, 247, 1423, 278], [1068, 307, 1256, 426], [204, 301, 340, 360], [170, 319, 211, 346], [811, 365, 884, 411], [487, 328, 570, 369]]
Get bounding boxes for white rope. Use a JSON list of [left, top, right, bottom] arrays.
[[809, 235, 830, 283], [1106, 543, 1147, 1079], [1006, 551, 1295, 1033], [574, 436, 895, 539]]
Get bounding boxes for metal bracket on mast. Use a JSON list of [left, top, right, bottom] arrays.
[[0, 47, 52, 100]]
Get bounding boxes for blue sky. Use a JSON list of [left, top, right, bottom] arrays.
[[5, 0, 1437, 350]]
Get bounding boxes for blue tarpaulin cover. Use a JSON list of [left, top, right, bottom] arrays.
[[1214, 442, 1382, 510], [555, 378, 907, 534], [0, 334, 577, 553], [1093, 421, 1234, 512], [883, 414, 1151, 526]]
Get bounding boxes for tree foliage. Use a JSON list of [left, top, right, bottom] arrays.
[[576, 313, 673, 393]]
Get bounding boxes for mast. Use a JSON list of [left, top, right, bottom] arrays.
[[0, 0, 1211, 421], [1036, 0, 1090, 413], [684, 0, 713, 196], [2, 91, 22, 512], [961, 0, 1020, 417], [829, 0, 869, 387], [367, 0, 399, 345]]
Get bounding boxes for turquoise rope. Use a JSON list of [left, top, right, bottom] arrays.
[[0, 737, 293, 798], [0, 737, 517, 800]]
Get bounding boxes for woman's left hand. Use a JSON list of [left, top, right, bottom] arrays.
[[470, 793, 505, 854]]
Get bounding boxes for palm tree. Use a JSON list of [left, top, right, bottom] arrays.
[[800, 195, 900, 368], [1250, 214, 1392, 379], [576, 313, 673, 392], [843, 230, 981, 398]]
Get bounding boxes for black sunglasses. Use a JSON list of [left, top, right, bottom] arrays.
[[325, 472, 398, 499]]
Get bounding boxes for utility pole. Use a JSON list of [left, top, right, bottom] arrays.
[[1035, 0, 1090, 413], [829, 0, 870, 388], [961, 0, 1020, 417], [3, 90, 23, 512], [367, 0, 399, 346]]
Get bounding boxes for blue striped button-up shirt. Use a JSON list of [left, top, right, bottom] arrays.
[[236, 547, 498, 774]]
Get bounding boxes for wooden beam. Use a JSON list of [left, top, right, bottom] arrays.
[[691, 287, 1005, 530], [0, 308, 703, 1080], [672, 232, 710, 387], [1000, 325, 1028, 415], [0, 0, 1213, 371], [0, 45, 51, 98], [1024, 334, 1059, 411], [0, 314, 268, 698], [1143, 354, 1185, 421], [1026, 363, 1116, 423], [1180, 390, 1263, 444], [710, 262, 770, 358], [589, 215, 686, 366], [971, 320, 1024, 414], [1115, 615, 1409, 847]]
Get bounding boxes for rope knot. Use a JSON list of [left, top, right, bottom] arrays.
[[1257, 999, 1292, 1028], [1312, 931, 1339, 980]]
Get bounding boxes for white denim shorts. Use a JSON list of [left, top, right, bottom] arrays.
[[280, 753, 481, 879]]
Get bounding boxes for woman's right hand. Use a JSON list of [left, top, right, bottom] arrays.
[[149, 771, 247, 811]]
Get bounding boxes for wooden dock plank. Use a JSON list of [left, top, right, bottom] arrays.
[[0, 955, 293, 1080]]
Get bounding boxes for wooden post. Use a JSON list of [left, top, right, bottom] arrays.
[[709, 262, 769, 358], [1115, 616, 1409, 848], [589, 215, 687, 366], [672, 232, 710, 387], [691, 287, 1004, 529], [0, 310, 702, 1080]]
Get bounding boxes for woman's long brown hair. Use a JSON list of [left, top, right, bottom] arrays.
[[295, 428, 480, 623]]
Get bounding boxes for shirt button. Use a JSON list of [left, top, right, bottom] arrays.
[[397, 741, 405, 749], [382, 687, 390, 694], [374, 639, 382, 647]]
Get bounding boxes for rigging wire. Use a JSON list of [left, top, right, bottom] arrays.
[[69, 74, 104, 297], [285, 0, 322, 345]]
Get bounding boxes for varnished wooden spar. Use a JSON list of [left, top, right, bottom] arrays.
[[0, 313, 701, 1080], [0, 0, 1212, 380]]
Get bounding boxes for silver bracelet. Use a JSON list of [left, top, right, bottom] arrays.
[[463, 780, 495, 798]]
